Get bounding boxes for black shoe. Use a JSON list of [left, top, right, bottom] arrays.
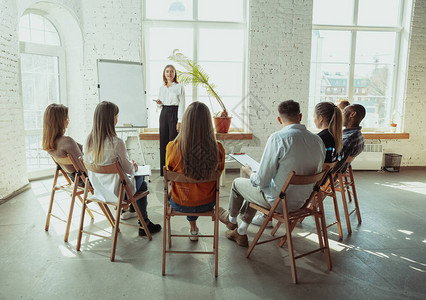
[[139, 221, 162, 236]]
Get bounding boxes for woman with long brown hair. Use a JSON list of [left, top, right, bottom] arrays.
[[166, 101, 225, 240], [84, 101, 161, 236], [42, 103, 84, 185], [155, 64, 186, 176], [313, 101, 343, 163]]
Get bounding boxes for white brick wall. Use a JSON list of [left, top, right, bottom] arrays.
[[1, 0, 426, 198], [0, 0, 28, 199], [79, 0, 142, 139], [241, 0, 314, 161]]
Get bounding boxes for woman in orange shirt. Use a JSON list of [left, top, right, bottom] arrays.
[[166, 101, 225, 241]]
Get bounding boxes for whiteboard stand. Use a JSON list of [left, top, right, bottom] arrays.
[[117, 128, 151, 183], [97, 59, 150, 182]]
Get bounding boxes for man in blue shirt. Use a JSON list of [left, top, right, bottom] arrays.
[[219, 100, 325, 247]]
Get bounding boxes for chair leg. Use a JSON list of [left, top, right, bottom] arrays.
[[337, 173, 352, 235], [77, 194, 94, 220], [314, 215, 324, 250], [162, 216, 167, 276], [76, 197, 87, 251], [349, 168, 362, 224], [271, 221, 281, 236], [330, 188, 343, 240], [64, 183, 78, 243], [284, 217, 298, 284], [110, 203, 121, 262], [318, 201, 332, 271], [214, 214, 219, 277], [98, 203, 115, 228], [343, 175, 353, 202], [279, 220, 298, 248], [246, 213, 271, 258], [167, 218, 172, 248], [45, 172, 59, 231]]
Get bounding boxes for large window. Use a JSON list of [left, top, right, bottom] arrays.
[[309, 0, 413, 131], [143, 0, 248, 130], [19, 13, 66, 174]]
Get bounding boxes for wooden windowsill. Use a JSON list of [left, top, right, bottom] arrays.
[[140, 131, 408, 141], [140, 132, 253, 140], [363, 133, 409, 139]]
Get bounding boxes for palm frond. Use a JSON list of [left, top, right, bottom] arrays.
[[169, 49, 227, 114]]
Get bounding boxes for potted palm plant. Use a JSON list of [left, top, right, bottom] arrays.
[[168, 49, 232, 133]]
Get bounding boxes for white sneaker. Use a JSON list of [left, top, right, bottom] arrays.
[[121, 210, 137, 220], [251, 213, 272, 228], [189, 230, 199, 241]]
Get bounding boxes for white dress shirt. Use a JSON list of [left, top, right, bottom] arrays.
[[84, 136, 136, 203], [158, 82, 186, 122], [250, 124, 325, 211]]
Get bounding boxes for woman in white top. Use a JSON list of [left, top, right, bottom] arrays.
[[155, 64, 185, 176], [84, 101, 161, 236]]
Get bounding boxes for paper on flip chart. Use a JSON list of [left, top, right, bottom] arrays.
[[135, 165, 151, 176], [229, 154, 260, 173]]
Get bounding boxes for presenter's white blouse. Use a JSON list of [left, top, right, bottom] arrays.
[[158, 82, 186, 122], [84, 136, 136, 203]]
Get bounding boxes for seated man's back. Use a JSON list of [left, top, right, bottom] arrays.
[[251, 109, 325, 211]]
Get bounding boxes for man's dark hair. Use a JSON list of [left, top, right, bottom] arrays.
[[351, 104, 366, 125], [278, 100, 300, 122]]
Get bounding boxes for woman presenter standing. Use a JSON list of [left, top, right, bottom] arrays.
[[155, 64, 185, 176]]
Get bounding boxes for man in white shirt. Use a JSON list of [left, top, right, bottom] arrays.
[[219, 100, 325, 247]]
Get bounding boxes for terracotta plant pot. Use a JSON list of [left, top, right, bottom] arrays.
[[214, 117, 232, 133]]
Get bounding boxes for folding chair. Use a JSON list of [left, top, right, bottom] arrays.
[[317, 162, 344, 240], [246, 167, 331, 284], [45, 155, 96, 242], [76, 160, 152, 262], [334, 156, 362, 235], [162, 167, 221, 277]]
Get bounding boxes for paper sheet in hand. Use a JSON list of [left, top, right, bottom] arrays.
[[229, 154, 260, 173], [135, 165, 151, 176]]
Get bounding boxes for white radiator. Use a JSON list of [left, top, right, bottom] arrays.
[[350, 144, 383, 170]]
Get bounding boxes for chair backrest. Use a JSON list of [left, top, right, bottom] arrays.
[[83, 160, 121, 175], [272, 167, 330, 213], [289, 167, 329, 186], [52, 155, 73, 167], [163, 167, 221, 203], [50, 155, 74, 185], [82, 159, 133, 199]]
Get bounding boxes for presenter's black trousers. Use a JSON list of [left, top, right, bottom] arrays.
[[159, 105, 178, 176]]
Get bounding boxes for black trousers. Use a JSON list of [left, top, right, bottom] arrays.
[[159, 105, 178, 176]]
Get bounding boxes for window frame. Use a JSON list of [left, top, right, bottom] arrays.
[[19, 10, 67, 179], [142, 0, 249, 131], [310, 0, 411, 132]]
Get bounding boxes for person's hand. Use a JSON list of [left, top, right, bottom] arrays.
[[242, 164, 253, 177], [132, 160, 138, 172], [176, 122, 181, 132], [155, 99, 162, 105]]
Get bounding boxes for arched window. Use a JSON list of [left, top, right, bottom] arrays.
[[19, 12, 66, 177]]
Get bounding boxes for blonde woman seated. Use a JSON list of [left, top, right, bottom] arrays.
[[313, 101, 343, 164], [84, 101, 161, 236], [42, 103, 85, 186], [166, 102, 225, 241]]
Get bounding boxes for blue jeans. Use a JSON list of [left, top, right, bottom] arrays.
[[169, 195, 216, 221], [128, 175, 148, 222]]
